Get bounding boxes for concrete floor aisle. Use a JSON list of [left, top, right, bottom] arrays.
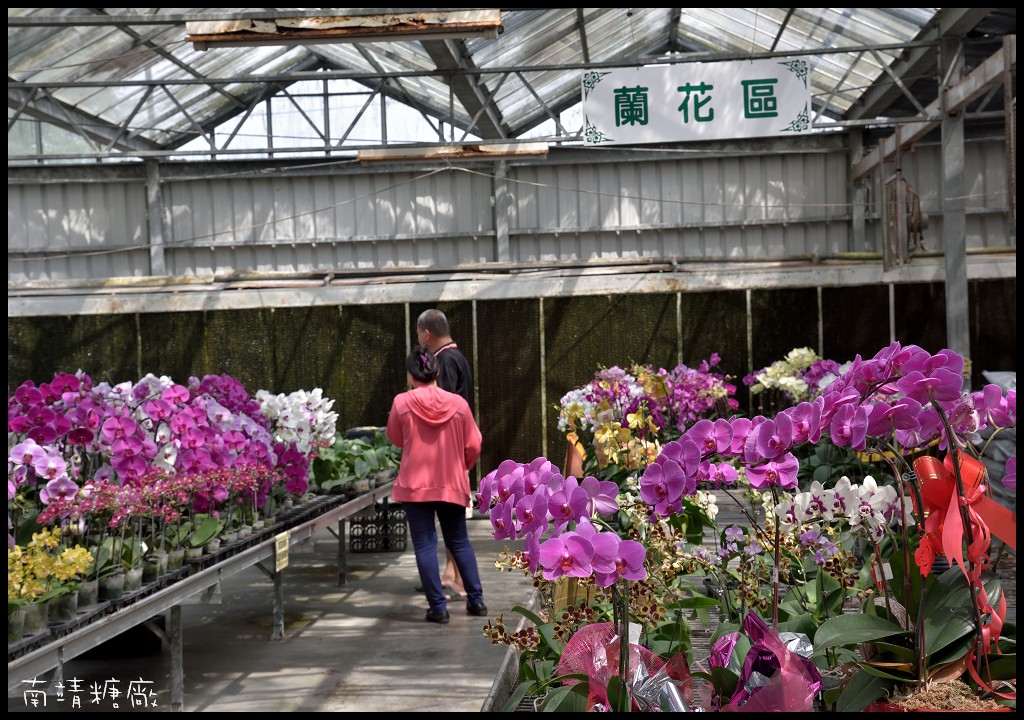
[[9, 514, 534, 713]]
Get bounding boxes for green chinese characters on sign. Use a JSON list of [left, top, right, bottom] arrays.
[[614, 86, 649, 126], [741, 78, 779, 119], [677, 82, 714, 123]]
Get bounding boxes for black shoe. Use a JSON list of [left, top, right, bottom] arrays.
[[425, 609, 450, 624], [415, 584, 425, 593], [466, 601, 488, 617]]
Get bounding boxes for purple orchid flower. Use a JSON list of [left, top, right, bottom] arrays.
[[786, 402, 820, 445], [547, 483, 589, 535], [40, 475, 79, 504], [708, 461, 738, 488], [514, 492, 549, 538], [688, 419, 719, 457], [489, 498, 516, 541], [573, 518, 620, 576], [829, 403, 869, 450], [9, 438, 46, 466], [538, 532, 595, 580], [580, 476, 619, 516], [724, 524, 745, 544], [754, 415, 794, 462], [639, 459, 686, 516], [595, 538, 647, 586], [728, 417, 753, 455], [522, 532, 542, 573], [32, 453, 67, 481], [746, 452, 799, 490], [659, 436, 701, 474], [523, 457, 560, 493], [1003, 457, 1016, 492], [896, 368, 963, 406], [101, 414, 139, 444], [161, 384, 190, 403]]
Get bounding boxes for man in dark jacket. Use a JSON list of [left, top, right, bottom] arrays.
[[416, 308, 473, 414]]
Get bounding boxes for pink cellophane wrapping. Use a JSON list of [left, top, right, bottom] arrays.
[[557, 622, 693, 711], [712, 613, 822, 712]]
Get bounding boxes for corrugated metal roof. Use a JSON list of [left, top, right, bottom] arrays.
[[7, 8, 1012, 160]]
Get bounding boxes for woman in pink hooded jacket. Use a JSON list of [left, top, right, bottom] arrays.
[[387, 345, 486, 624]]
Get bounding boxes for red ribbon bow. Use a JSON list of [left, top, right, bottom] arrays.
[[912, 451, 1016, 667]]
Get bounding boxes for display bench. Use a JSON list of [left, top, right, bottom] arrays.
[[7, 481, 395, 711]]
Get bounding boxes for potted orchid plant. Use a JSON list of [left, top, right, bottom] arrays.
[[638, 341, 1015, 712]]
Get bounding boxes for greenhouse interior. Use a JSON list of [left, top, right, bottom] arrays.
[[7, 7, 1017, 713]]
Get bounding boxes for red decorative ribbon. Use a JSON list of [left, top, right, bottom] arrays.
[[912, 451, 1016, 663]]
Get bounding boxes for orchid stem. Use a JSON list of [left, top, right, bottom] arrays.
[[770, 485, 781, 631], [932, 401, 990, 684]]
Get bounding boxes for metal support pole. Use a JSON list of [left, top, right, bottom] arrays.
[[847, 128, 864, 251], [146, 160, 166, 276], [940, 37, 971, 379], [493, 160, 510, 262], [538, 297, 547, 459], [271, 571, 284, 641], [169, 605, 183, 712], [337, 518, 348, 586]]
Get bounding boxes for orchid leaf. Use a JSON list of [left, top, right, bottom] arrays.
[[710, 621, 739, 645], [920, 569, 1003, 656], [188, 515, 221, 547], [540, 684, 588, 712], [605, 676, 630, 712], [822, 686, 843, 707], [814, 614, 908, 652], [860, 663, 917, 684], [675, 595, 720, 609], [537, 624, 565, 656], [779, 614, 816, 639], [512, 605, 545, 628], [928, 635, 972, 666], [835, 669, 895, 713], [499, 682, 536, 712], [986, 654, 1016, 680], [710, 666, 738, 701], [868, 641, 916, 662], [860, 663, 916, 682]]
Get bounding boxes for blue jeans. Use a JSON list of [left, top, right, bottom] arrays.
[[402, 501, 484, 613]]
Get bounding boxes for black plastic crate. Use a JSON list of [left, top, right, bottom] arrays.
[[349, 502, 407, 553]]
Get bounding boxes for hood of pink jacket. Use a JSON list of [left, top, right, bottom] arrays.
[[403, 385, 463, 425]]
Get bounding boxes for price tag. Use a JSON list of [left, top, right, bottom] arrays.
[[275, 531, 290, 572]]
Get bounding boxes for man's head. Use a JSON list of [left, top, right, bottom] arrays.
[[416, 308, 451, 349]]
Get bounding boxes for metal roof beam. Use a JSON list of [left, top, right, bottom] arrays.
[[8, 40, 941, 90], [10, 10, 473, 27], [575, 9, 591, 64], [315, 46, 445, 141], [667, 8, 682, 51], [853, 36, 1016, 180], [846, 8, 995, 121], [161, 55, 322, 151], [7, 85, 162, 152], [422, 39, 508, 139], [95, 10, 249, 115], [769, 9, 796, 52]]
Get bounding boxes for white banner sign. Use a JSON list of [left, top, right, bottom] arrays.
[[581, 58, 811, 145]]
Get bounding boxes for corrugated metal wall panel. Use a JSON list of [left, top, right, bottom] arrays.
[[884, 140, 1013, 251], [8, 181, 147, 281], [165, 170, 493, 251], [8, 137, 1013, 284], [507, 149, 853, 260]]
